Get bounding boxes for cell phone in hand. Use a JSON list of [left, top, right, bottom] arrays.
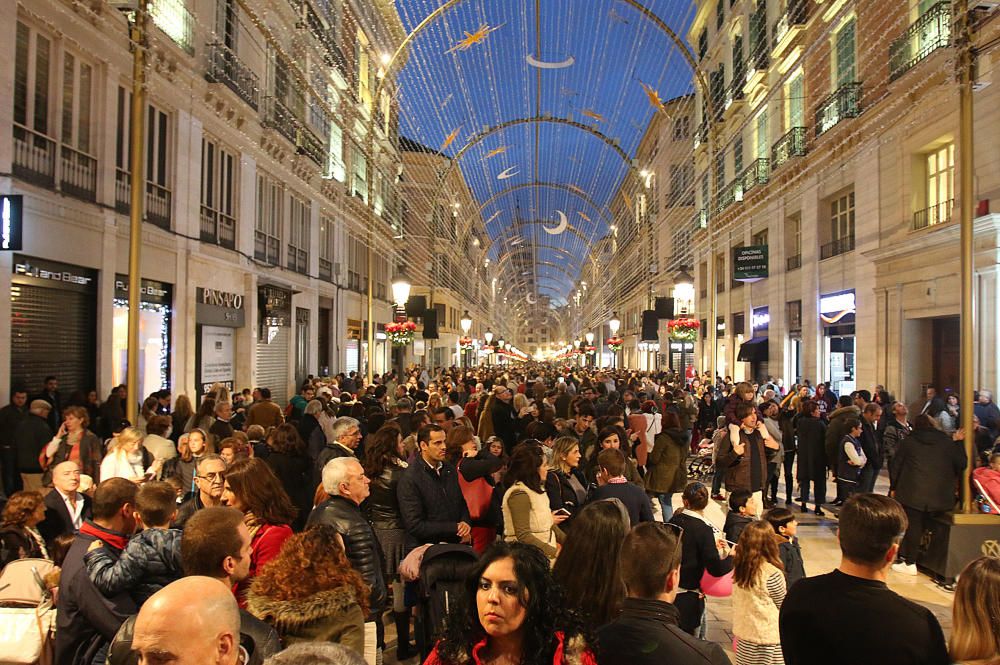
[[554, 508, 571, 516]]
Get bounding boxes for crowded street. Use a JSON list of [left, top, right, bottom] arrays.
[[3, 0, 1000, 663]]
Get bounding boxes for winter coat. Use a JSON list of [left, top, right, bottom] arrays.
[[364, 462, 406, 531], [779, 538, 806, 589], [247, 585, 366, 656], [795, 416, 828, 482], [236, 522, 294, 606], [723, 394, 762, 425], [598, 598, 730, 665], [723, 512, 753, 544], [83, 527, 183, 605], [545, 467, 589, 516], [315, 442, 355, 486], [890, 427, 967, 512], [491, 399, 518, 454], [265, 450, 313, 530], [396, 457, 470, 549], [645, 428, 688, 494], [14, 413, 53, 473], [0, 526, 46, 567], [306, 496, 387, 615], [716, 428, 768, 493]]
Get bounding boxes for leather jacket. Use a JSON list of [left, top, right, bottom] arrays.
[[306, 496, 387, 614], [364, 463, 406, 531]]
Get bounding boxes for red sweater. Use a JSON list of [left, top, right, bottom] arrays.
[[235, 522, 293, 607]]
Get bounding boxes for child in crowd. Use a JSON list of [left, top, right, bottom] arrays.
[[972, 452, 1000, 511], [765, 507, 806, 589], [83, 481, 183, 606], [836, 419, 866, 499], [724, 489, 756, 544], [732, 521, 786, 665]]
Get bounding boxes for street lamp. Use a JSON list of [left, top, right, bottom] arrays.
[[585, 332, 595, 367], [391, 269, 411, 311], [484, 329, 493, 345], [460, 311, 472, 369], [608, 312, 621, 370]]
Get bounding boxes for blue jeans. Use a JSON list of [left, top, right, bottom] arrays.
[[655, 493, 674, 521]]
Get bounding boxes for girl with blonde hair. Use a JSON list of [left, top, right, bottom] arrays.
[[100, 427, 161, 483], [950, 555, 1000, 665], [732, 520, 786, 665]]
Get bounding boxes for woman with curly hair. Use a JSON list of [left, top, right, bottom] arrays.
[[426, 541, 596, 665], [247, 524, 368, 655], [222, 457, 297, 605], [0, 491, 48, 567], [264, 423, 313, 530]]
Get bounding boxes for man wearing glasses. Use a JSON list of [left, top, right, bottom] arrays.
[[174, 454, 227, 529]]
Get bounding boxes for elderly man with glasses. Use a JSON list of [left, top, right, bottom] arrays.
[[174, 454, 228, 529]]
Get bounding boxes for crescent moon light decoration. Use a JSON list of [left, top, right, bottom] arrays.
[[526, 293, 537, 304], [542, 210, 568, 235], [497, 167, 519, 180], [484, 210, 502, 224], [526, 53, 575, 69]]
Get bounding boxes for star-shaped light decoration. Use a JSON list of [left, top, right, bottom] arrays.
[[441, 126, 462, 151], [483, 145, 509, 161], [640, 81, 666, 113], [445, 23, 505, 54]]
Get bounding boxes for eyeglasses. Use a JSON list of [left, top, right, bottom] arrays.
[[197, 471, 225, 482]]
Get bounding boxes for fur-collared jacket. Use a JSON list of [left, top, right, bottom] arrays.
[[246, 585, 365, 657], [425, 631, 597, 665]]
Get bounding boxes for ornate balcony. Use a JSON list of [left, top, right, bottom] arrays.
[[740, 158, 770, 196], [200, 206, 236, 249], [815, 83, 862, 138], [12, 124, 55, 189], [115, 169, 172, 230], [820, 235, 855, 259], [771, 127, 807, 170], [772, 0, 808, 59], [206, 43, 260, 110], [889, 2, 952, 81]]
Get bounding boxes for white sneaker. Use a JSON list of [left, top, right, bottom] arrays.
[[892, 562, 918, 576]]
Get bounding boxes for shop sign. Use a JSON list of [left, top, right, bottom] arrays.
[[199, 326, 235, 394], [1, 196, 23, 251], [258, 285, 291, 327], [13, 255, 96, 291], [820, 290, 856, 324], [115, 274, 172, 306], [733, 245, 768, 282], [196, 287, 245, 327], [752, 307, 770, 332]]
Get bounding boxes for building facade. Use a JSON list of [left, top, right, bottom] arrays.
[[687, 0, 1000, 403], [1, 0, 407, 404]]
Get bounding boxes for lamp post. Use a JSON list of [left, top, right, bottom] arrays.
[[484, 329, 494, 366], [497, 338, 505, 366], [585, 332, 595, 367], [389, 269, 411, 379], [460, 310, 472, 369], [609, 312, 621, 371]]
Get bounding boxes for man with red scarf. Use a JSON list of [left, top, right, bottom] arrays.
[[55, 478, 139, 665]]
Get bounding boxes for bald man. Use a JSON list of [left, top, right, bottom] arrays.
[[39, 460, 91, 541], [132, 577, 244, 665]]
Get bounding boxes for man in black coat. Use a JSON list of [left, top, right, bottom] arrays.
[[30, 375, 63, 432], [589, 448, 653, 527], [858, 403, 883, 493], [38, 460, 91, 542], [0, 387, 28, 495], [396, 424, 471, 549], [490, 385, 517, 454], [14, 400, 52, 490], [307, 456, 387, 615], [598, 521, 729, 665], [56, 478, 139, 665]]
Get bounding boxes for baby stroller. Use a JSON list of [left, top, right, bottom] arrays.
[[415, 544, 479, 661], [687, 438, 715, 480], [0, 558, 57, 665]]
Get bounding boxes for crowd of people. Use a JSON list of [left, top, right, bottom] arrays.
[[0, 365, 998, 665]]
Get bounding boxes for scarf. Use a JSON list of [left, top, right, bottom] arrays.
[[79, 520, 130, 551]]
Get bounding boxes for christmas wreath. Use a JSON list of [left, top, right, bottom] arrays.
[[667, 318, 700, 341], [607, 336, 624, 352], [386, 320, 416, 346]]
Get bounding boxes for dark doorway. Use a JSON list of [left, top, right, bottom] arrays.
[[932, 316, 960, 394]]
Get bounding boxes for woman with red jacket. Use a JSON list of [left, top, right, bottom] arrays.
[[425, 541, 596, 665], [222, 457, 296, 606]]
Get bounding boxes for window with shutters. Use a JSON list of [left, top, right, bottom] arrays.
[[327, 122, 346, 182], [13, 21, 56, 189], [255, 172, 283, 264], [200, 136, 237, 249], [115, 87, 172, 229], [319, 213, 336, 281], [733, 137, 743, 176], [833, 17, 857, 88], [356, 29, 371, 110], [786, 71, 804, 129], [351, 145, 368, 202], [288, 193, 310, 274], [60, 47, 97, 201], [756, 109, 768, 159]]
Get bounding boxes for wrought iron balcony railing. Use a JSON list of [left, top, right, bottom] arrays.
[[815, 82, 862, 137], [772, 127, 807, 170], [206, 43, 260, 110], [200, 205, 236, 249], [913, 199, 953, 230], [786, 254, 802, 271], [772, 0, 808, 56], [740, 158, 770, 195], [890, 2, 952, 81], [820, 235, 855, 259]]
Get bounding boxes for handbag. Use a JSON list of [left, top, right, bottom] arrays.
[[457, 460, 493, 521], [0, 603, 56, 664]]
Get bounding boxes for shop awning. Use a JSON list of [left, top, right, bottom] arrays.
[[738, 337, 769, 363]]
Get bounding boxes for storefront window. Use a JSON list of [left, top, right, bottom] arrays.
[[113, 289, 171, 400]]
